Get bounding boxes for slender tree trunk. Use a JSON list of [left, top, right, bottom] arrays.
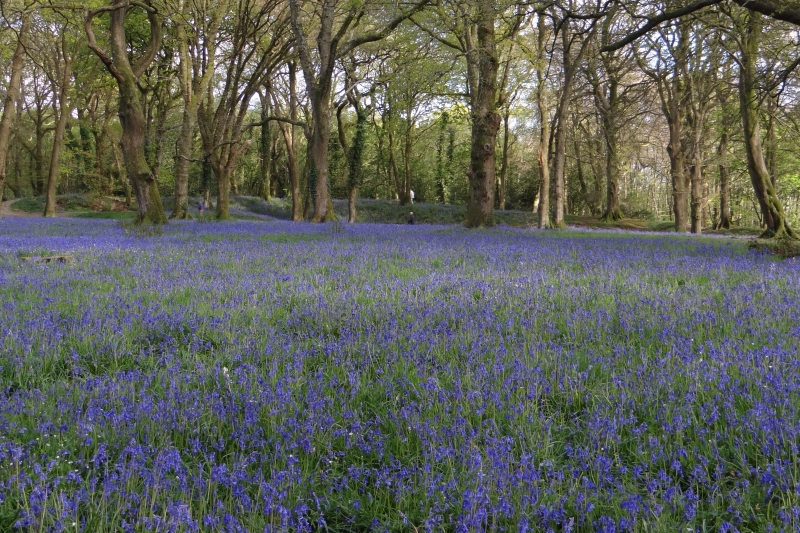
[[0, 15, 28, 200], [260, 90, 273, 201], [535, 15, 551, 228], [536, 102, 551, 226], [498, 111, 510, 210], [388, 130, 404, 201], [739, 12, 795, 239], [346, 110, 367, 223], [404, 116, 413, 205], [44, 51, 73, 217], [689, 160, 704, 233], [766, 95, 778, 190]]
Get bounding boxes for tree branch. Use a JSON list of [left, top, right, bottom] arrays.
[[132, 1, 163, 79], [340, 0, 432, 57], [601, 0, 800, 53], [84, 4, 126, 83], [600, 0, 722, 52]]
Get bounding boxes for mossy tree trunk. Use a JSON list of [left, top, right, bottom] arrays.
[[85, 0, 166, 225], [739, 12, 796, 239], [0, 14, 28, 200]]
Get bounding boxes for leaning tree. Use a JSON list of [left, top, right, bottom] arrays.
[[84, 0, 166, 224]]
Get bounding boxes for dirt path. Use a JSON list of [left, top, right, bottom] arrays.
[[0, 200, 72, 218]]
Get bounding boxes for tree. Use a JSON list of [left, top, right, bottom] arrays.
[[735, 10, 796, 238], [288, 0, 430, 222], [549, 4, 595, 228], [41, 19, 77, 217], [170, 0, 228, 219], [85, 0, 167, 224], [0, 10, 28, 200], [196, 0, 288, 220]]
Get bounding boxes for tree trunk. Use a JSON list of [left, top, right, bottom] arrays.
[[498, 111, 510, 210], [347, 110, 367, 224], [260, 90, 273, 201], [464, 3, 500, 228], [0, 14, 28, 200], [601, 109, 623, 222], [44, 50, 73, 217], [403, 116, 413, 206], [388, 129, 404, 202], [310, 97, 334, 221], [535, 14, 551, 228], [552, 18, 583, 228], [766, 95, 778, 190], [739, 12, 795, 239], [172, 107, 196, 218], [86, 0, 166, 224], [717, 123, 732, 229], [689, 160, 704, 233]]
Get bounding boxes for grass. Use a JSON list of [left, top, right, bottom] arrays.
[[8, 197, 44, 213], [0, 220, 797, 531]]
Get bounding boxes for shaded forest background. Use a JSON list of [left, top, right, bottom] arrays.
[[2, 0, 800, 233]]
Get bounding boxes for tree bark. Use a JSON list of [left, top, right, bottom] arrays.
[[739, 11, 796, 238], [44, 40, 73, 218], [551, 16, 589, 228], [717, 117, 732, 229], [0, 14, 28, 200], [464, 3, 500, 228], [260, 90, 273, 201], [498, 111, 510, 210], [86, 0, 166, 224]]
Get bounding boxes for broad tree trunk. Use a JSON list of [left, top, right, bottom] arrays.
[[0, 14, 28, 200], [667, 117, 689, 231], [601, 109, 623, 222], [309, 97, 334, 221], [347, 110, 367, 224], [172, 107, 196, 218], [717, 124, 732, 229], [464, 3, 500, 228], [44, 50, 73, 217], [739, 12, 795, 239]]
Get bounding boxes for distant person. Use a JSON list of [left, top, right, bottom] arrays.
[[409, 190, 415, 204], [198, 201, 204, 216], [408, 211, 415, 225]]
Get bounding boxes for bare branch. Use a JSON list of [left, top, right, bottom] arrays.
[[600, 0, 722, 52]]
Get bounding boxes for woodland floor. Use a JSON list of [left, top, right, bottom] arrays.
[[0, 218, 798, 531], [1, 194, 765, 238]]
